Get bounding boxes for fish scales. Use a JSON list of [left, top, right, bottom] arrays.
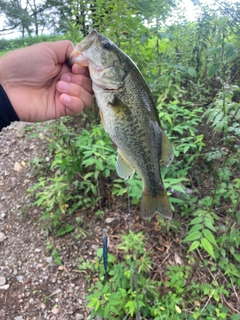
[[98, 68, 163, 194], [68, 30, 174, 219]]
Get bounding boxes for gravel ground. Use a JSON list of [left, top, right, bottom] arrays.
[[0, 122, 97, 320]]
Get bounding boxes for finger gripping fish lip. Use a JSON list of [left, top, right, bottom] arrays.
[[67, 50, 88, 67]]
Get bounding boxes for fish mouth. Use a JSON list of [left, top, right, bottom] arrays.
[[67, 50, 89, 67], [67, 30, 99, 67]]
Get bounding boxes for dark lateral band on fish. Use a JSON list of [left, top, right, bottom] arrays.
[[68, 30, 174, 220]]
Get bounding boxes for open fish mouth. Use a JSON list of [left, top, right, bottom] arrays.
[[67, 50, 87, 67], [67, 30, 99, 67]]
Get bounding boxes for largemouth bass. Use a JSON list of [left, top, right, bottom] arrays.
[[68, 30, 174, 219]]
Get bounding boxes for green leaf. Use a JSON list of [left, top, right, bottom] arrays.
[[201, 237, 215, 259], [56, 225, 75, 236], [207, 63, 219, 78], [188, 241, 200, 252], [125, 300, 136, 316], [225, 44, 237, 60], [232, 253, 240, 263], [171, 184, 185, 193], [109, 298, 121, 306], [103, 304, 110, 317], [177, 65, 187, 72], [182, 231, 201, 242], [190, 224, 203, 232], [183, 145, 190, 153], [204, 217, 216, 231], [189, 217, 204, 225], [96, 248, 103, 257], [187, 67, 197, 77], [202, 229, 218, 247], [110, 306, 120, 315]]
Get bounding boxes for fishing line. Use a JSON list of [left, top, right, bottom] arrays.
[[127, 182, 141, 320]]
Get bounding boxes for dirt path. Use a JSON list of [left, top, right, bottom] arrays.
[[0, 122, 95, 320]]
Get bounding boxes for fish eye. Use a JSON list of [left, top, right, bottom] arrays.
[[103, 41, 111, 50]]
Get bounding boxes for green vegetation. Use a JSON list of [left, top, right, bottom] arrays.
[[2, 0, 239, 318], [80, 231, 239, 320]]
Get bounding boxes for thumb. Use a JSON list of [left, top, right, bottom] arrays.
[[47, 40, 74, 64]]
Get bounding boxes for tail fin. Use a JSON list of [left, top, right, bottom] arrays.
[[141, 190, 172, 220]]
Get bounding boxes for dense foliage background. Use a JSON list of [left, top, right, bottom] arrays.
[[0, 0, 239, 319]]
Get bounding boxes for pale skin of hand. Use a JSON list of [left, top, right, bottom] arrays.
[[0, 40, 94, 122]]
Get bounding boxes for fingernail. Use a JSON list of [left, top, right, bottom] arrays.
[[61, 74, 71, 82], [63, 95, 71, 104], [59, 81, 69, 91]]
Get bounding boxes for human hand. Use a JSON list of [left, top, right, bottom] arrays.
[[0, 41, 93, 122]]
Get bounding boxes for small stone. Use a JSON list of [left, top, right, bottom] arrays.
[[91, 245, 98, 251], [14, 316, 24, 320], [34, 248, 41, 253], [51, 288, 62, 296], [105, 217, 115, 224], [75, 314, 84, 320], [14, 162, 23, 172], [174, 252, 183, 265], [16, 125, 26, 138], [0, 276, 6, 286], [58, 265, 64, 271], [45, 256, 53, 263], [51, 308, 59, 315], [0, 212, 6, 220], [20, 161, 26, 167], [16, 275, 24, 282], [0, 194, 6, 201], [94, 226, 101, 234], [39, 133, 45, 140], [0, 284, 10, 290], [0, 232, 6, 242]]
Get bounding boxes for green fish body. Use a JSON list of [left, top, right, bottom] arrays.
[[68, 30, 174, 219]]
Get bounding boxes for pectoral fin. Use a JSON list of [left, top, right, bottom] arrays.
[[161, 130, 174, 167], [110, 95, 131, 118], [116, 150, 135, 180]]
